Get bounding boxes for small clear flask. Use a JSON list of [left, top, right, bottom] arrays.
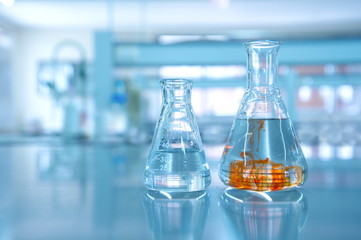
[[219, 40, 308, 191], [144, 79, 211, 192]]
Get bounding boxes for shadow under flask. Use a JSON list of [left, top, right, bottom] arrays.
[[219, 40, 308, 191], [144, 79, 211, 192]]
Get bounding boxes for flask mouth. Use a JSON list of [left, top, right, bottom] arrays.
[[244, 40, 281, 48], [161, 79, 193, 89]]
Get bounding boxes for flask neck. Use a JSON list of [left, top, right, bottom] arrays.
[[240, 41, 288, 119], [161, 79, 192, 104], [246, 40, 280, 89], [163, 89, 192, 103]]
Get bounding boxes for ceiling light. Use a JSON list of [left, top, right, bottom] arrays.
[[211, 0, 230, 9], [0, 0, 15, 7]]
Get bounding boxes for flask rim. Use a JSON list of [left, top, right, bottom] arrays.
[[244, 40, 281, 48], [160, 78, 193, 88]]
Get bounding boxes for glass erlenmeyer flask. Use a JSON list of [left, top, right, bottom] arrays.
[[219, 40, 308, 191], [144, 79, 211, 192]]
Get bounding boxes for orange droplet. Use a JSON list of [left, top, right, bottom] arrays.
[[223, 145, 233, 154]]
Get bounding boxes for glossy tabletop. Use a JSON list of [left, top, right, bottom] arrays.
[[0, 142, 360, 240]]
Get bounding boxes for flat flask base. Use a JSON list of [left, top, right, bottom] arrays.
[[144, 172, 211, 192], [144, 149, 211, 192]]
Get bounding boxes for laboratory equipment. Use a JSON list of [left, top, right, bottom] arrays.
[[143, 190, 210, 240], [108, 80, 127, 136], [144, 79, 211, 192], [221, 189, 308, 240], [123, 77, 147, 144], [219, 40, 308, 191], [37, 40, 91, 139]]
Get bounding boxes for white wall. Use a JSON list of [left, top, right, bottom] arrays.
[[0, 26, 15, 133], [0, 44, 12, 132], [11, 29, 93, 134]]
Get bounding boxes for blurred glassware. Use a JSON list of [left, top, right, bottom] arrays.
[[357, 126, 361, 146], [143, 190, 210, 240], [124, 78, 148, 144], [296, 122, 319, 145], [108, 80, 128, 137], [220, 188, 308, 240], [144, 79, 211, 192], [318, 122, 343, 146], [37, 40, 91, 139], [317, 142, 335, 160], [340, 124, 359, 146]]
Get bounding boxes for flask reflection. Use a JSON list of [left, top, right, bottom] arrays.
[[220, 189, 308, 240], [143, 191, 210, 240]]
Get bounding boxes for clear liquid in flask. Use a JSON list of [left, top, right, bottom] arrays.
[[145, 148, 211, 192], [144, 79, 211, 192]]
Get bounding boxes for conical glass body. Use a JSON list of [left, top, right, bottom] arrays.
[[144, 79, 211, 192], [219, 40, 308, 192]]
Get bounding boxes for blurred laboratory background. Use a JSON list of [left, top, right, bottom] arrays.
[[0, 0, 361, 155], [0, 0, 361, 240]]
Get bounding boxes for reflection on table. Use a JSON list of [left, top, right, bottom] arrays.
[[220, 189, 308, 240], [143, 191, 210, 240]]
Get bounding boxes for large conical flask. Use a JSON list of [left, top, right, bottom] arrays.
[[144, 79, 211, 192], [219, 40, 308, 191]]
